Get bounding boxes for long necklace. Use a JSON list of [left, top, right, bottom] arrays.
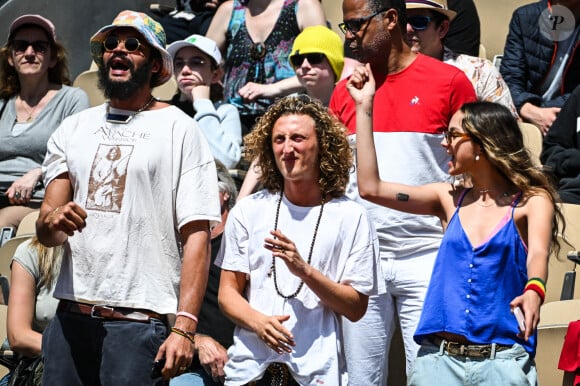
[[270, 192, 325, 299], [106, 95, 156, 124]]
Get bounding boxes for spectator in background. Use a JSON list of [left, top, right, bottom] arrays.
[[1, 238, 63, 386], [405, 0, 518, 117], [167, 34, 242, 169], [151, 0, 226, 43], [500, 0, 579, 134], [541, 84, 580, 204], [445, 0, 480, 57], [289, 25, 344, 106], [0, 14, 89, 229], [330, 0, 476, 383], [171, 160, 237, 386], [206, 0, 326, 135]]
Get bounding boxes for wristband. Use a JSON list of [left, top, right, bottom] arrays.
[[524, 278, 546, 304], [176, 311, 198, 324]]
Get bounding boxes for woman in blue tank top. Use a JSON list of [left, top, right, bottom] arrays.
[[348, 64, 565, 386]]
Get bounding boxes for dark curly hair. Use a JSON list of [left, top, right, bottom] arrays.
[[0, 26, 72, 99], [243, 94, 353, 198]]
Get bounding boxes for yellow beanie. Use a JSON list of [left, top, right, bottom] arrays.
[[290, 25, 344, 81]]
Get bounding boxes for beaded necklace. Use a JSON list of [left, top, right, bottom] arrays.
[[271, 192, 325, 299]]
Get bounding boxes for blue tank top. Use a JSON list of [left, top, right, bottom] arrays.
[[223, 0, 300, 117], [414, 189, 536, 356]]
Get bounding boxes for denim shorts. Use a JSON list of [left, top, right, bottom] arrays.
[[407, 341, 537, 386]]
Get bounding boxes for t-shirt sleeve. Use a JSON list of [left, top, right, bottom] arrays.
[[450, 70, 478, 114], [42, 117, 72, 187], [339, 208, 381, 296]]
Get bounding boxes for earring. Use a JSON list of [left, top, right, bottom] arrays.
[[475, 154, 480, 161]]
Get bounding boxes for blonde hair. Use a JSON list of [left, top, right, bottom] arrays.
[[28, 237, 62, 290]]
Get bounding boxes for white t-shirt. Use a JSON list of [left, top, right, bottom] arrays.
[[43, 104, 221, 314], [216, 191, 380, 385]]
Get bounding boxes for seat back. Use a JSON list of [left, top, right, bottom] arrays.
[[519, 121, 543, 167], [16, 210, 39, 237], [0, 235, 32, 281], [545, 203, 580, 303], [537, 300, 580, 386]]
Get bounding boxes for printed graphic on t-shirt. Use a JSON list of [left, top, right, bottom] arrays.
[[87, 144, 133, 212]]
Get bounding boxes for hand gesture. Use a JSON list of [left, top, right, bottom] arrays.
[[253, 313, 295, 354], [510, 290, 542, 341], [196, 334, 228, 383], [45, 202, 88, 236], [346, 63, 375, 106]]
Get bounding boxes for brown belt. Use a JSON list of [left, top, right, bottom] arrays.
[[58, 299, 166, 324], [430, 336, 511, 359]]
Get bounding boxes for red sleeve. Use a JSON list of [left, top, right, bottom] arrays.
[[449, 70, 477, 114], [329, 78, 357, 135]]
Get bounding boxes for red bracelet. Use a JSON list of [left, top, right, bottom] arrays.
[[176, 311, 198, 324]]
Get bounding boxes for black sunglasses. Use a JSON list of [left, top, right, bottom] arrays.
[[12, 40, 50, 54], [103, 36, 143, 52], [290, 53, 326, 67], [174, 57, 207, 70], [407, 15, 433, 31], [339, 9, 387, 35]]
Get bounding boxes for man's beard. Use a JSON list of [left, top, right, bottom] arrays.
[[98, 54, 153, 100]]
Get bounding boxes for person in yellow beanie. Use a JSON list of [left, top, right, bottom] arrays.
[[289, 25, 344, 106]]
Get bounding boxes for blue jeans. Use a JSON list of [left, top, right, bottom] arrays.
[[408, 341, 537, 386], [41, 310, 169, 386], [170, 368, 221, 386]]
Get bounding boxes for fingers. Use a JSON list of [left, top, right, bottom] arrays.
[[259, 315, 295, 354], [159, 334, 194, 380], [48, 203, 88, 235]]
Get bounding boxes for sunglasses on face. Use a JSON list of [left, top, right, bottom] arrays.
[[174, 57, 208, 71], [103, 36, 143, 52], [339, 9, 387, 35], [290, 53, 326, 67], [444, 130, 471, 144], [407, 15, 433, 31], [12, 40, 50, 54]]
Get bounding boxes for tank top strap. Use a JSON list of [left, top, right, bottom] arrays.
[[457, 188, 471, 207], [510, 191, 523, 219], [227, 0, 246, 40]]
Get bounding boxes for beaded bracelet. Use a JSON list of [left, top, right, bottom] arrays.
[[171, 327, 196, 345], [524, 277, 546, 304], [176, 311, 199, 324]]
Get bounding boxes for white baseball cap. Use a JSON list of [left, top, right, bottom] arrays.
[[167, 34, 222, 66]]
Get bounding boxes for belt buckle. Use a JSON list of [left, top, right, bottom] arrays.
[[91, 304, 113, 319]]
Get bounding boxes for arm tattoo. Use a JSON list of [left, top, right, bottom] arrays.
[[365, 110, 372, 118], [396, 193, 409, 201]]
